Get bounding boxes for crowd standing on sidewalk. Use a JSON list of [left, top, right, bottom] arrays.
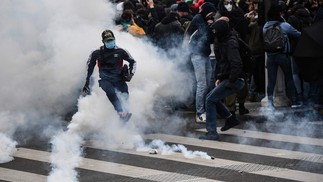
[[84, 0, 323, 139]]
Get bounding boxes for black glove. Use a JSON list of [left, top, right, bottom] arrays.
[[124, 73, 133, 82], [122, 64, 133, 82], [82, 80, 90, 96]]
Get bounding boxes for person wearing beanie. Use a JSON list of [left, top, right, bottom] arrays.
[[187, 2, 217, 123], [176, 2, 194, 30], [199, 20, 245, 140], [82, 30, 137, 122], [200, 1, 217, 18]]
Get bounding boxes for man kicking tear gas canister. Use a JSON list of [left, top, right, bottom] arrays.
[[82, 29, 136, 122]]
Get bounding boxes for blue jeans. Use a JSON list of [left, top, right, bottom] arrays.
[[205, 79, 245, 133], [191, 54, 212, 115], [99, 79, 128, 113], [267, 54, 296, 102]]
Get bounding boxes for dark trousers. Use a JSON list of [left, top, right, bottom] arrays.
[[99, 79, 128, 113]]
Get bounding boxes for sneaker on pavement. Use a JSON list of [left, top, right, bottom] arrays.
[[199, 132, 220, 141], [196, 113, 206, 123], [291, 101, 303, 109], [221, 116, 240, 131], [119, 112, 132, 122]]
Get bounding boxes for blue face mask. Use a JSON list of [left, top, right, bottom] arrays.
[[104, 40, 115, 49]]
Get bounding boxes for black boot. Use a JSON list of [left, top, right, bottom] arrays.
[[239, 103, 249, 115], [221, 112, 240, 131]]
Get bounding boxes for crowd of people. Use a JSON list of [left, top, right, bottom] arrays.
[[85, 0, 323, 140]]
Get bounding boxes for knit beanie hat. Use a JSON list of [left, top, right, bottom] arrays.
[[200, 2, 217, 19]]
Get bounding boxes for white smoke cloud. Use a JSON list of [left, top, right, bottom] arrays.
[[136, 139, 212, 160], [48, 130, 84, 182], [0, 0, 199, 180], [0, 133, 17, 163], [0, 0, 116, 166]]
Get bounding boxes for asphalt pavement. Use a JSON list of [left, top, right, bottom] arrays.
[[1, 101, 323, 182]]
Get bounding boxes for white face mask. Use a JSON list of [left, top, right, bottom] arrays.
[[224, 4, 233, 12]]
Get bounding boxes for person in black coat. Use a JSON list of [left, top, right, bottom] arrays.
[[199, 20, 245, 141], [217, 0, 249, 42], [154, 12, 185, 52]]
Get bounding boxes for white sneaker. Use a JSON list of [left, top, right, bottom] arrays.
[[196, 113, 206, 123]]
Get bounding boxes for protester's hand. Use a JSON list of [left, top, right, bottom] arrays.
[[215, 80, 221, 87], [246, 11, 255, 19], [217, 16, 229, 22], [147, 0, 154, 8], [82, 80, 90, 96]]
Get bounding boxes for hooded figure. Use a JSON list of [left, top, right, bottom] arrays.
[[199, 20, 245, 140], [217, 0, 248, 41], [210, 18, 230, 40], [200, 2, 217, 19]]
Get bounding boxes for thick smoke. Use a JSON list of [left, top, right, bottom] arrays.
[[0, 0, 116, 163], [0, 0, 198, 180], [136, 139, 212, 159]]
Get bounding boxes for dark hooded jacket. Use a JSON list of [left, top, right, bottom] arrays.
[[217, 0, 249, 42], [135, 7, 159, 39], [288, 5, 313, 31], [154, 12, 185, 51], [212, 20, 244, 82], [287, 5, 313, 53]]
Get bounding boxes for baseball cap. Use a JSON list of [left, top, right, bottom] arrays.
[[101, 30, 115, 42]]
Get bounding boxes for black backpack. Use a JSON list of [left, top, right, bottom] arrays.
[[237, 37, 255, 74], [263, 22, 285, 53]]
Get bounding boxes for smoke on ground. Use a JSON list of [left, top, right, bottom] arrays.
[[0, 0, 198, 181]]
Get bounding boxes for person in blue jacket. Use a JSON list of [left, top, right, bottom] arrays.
[[263, 4, 301, 108]]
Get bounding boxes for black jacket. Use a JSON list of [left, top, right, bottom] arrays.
[[86, 46, 136, 82], [217, 0, 249, 42], [154, 13, 184, 50], [214, 33, 244, 82]]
